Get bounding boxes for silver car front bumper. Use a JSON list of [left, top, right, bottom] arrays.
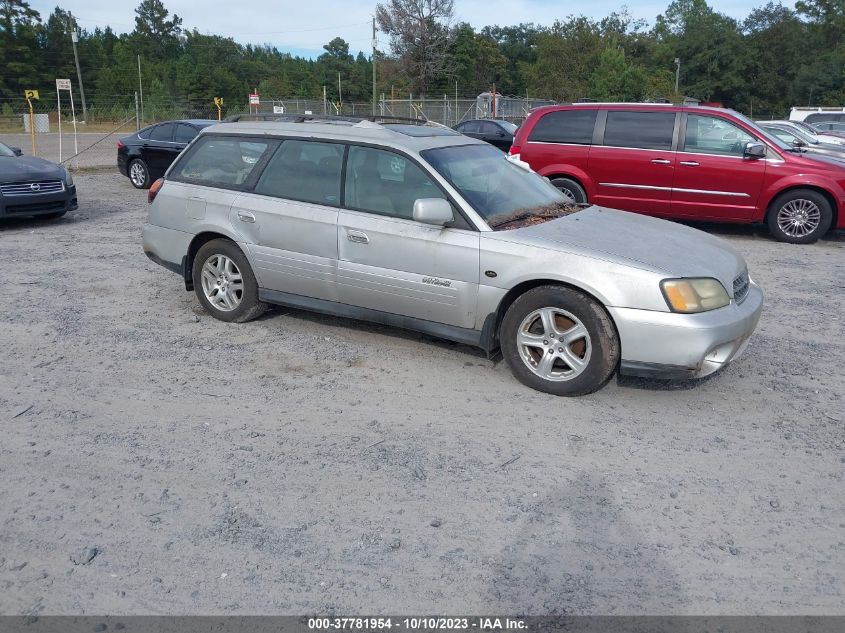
[[610, 282, 763, 380]]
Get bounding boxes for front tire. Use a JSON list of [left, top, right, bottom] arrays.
[[192, 239, 267, 323], [767, 189, 832, 244], [550, 177, 587, 204], [128, 159, 151, 189], [500, 285, 619, 396]]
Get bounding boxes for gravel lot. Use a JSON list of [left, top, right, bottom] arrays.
[[1, 172, 843, 616]]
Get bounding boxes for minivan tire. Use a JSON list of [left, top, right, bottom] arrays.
[[550, 177, 587, 204], [767, 189, 832, 244], [128, 159, 151, 189], [500, 285, 619, 396], [192, 239, 267, 323]]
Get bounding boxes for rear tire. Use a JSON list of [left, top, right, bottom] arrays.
[[192, 239, 267, 323], [500, 285, 619, 396], [128, 159, 151, 189], [767, 189, 832, 244], [550, 177, 587, 204]]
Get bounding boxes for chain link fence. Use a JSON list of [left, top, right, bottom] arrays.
[[0, 94, 555, 168]]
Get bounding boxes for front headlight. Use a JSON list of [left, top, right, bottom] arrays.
[[661, 278, 730, 313], [62, 167, 73, 187]]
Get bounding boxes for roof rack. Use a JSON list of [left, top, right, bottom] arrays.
[[224, 113, 449, 129]]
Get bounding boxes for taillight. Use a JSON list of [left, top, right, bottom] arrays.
[[509, 144, 521, 156], [117, 140, 125, 150], [148, 178, 164, 203]]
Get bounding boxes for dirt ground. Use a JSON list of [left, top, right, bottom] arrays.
[[0, 172, 843, 616]]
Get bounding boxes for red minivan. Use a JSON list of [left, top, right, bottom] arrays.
[[510, 103, 845, 243]]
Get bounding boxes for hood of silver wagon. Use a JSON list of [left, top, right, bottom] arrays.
[[498, 206, 747, 290]]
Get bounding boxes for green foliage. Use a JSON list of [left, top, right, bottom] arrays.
[[1, 0, 844, 120]]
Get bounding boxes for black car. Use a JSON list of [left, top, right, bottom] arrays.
[[0, 141, 77, 220], [453, 119, 518, 151], [760, 123, 845, 163], [117, 119, 216, 189]]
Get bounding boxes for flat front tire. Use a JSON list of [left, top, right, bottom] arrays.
[[192, 239, 267, 323], [500, 285, 619, 396]]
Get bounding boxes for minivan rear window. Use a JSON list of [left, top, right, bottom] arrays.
[[805, 113, 845, 124], [528, 109, 597, 145], [603, 111, 676, 150]]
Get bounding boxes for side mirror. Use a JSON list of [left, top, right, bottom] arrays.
[[10, 146, 22, 156], [413, 198, 453, 226], [744, 141, 766, 158], [792, 139, 807, 149]]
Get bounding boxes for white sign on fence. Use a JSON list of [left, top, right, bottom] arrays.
[[55, 78, 78, 166], [273, 105, 284, 114]]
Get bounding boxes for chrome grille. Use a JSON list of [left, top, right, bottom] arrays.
[[0, 180, 64, 196], [733, 271, 750, 304]]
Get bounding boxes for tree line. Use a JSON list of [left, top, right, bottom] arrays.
[[0, 0, 843, 119]]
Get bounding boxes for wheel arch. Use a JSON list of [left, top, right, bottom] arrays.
[[184, 231, 239, 291], [763, 184, 838, 229], [483, 278, 619, 354], [536, 166, 593, 200]]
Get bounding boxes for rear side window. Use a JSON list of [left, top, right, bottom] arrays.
[[603, 111, 676, 150], [149, 123, 175, 142], [170, 136, 270, 186], [459, 121, 481, 134], [254, 140, 343, 206], [528, 109, 597, 144], [174, 123, 198, 144], [137, 125, 155, 140]]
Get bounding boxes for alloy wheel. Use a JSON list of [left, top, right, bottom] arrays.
[[200, 254, 244, 312], [777, 199, 821, 238], [516, 307, 592, 382], [130, 162, 147, 187]]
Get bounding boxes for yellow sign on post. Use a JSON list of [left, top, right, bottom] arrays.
[[24, 89, 40, 156], [214, 97, 223, 121]]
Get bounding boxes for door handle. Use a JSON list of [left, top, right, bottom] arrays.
[[237, 210, 256, 223], [651, 159, 671, 165], [679, 161, 700, 167], [347, 230, 369, 244]]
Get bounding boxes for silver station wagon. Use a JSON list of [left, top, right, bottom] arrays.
[[142, 115, 763, 396]]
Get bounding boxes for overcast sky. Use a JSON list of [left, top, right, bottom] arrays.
[[30, 0, 778, 58]]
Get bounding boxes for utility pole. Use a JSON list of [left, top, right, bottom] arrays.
[[338, 72, 342, 107], [674, 57, 681, 95], [70, 30, 87, 122], [372, 16, 377, 115], [138, 55, 144, 123]]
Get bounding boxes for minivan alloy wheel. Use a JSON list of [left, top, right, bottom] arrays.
[[200, 254, 244, 311], [777, 199, 821, 238], [129, 162, 147, 187], [516, 307, 592, 382]]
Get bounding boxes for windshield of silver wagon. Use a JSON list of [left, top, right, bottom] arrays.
[[422, 144, 566, 224]]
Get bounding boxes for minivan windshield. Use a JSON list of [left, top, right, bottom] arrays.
[[422, 144, 576, 229]]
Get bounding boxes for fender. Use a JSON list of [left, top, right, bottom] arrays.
[[536, 164, 596, 200], [756, 174, 845, 224]]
